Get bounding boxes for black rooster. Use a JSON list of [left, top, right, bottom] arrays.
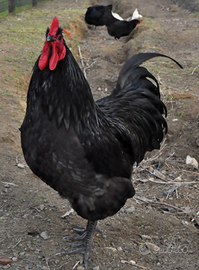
[[85, 4, 112, 26], [20, 17, 182, 268]]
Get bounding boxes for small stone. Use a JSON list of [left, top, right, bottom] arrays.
[[181, 220, 188, 226], [125, 206, 135, 214], [93, 266, 100, 270], [117, 246, 122, 251], [40, 231, 49, 240], [140, 235, 152, 240], [38, 204, 45, 211], [77, 266, 85, 270], [105, 247, 117, 252], [17, 163, 25, 169], [186, 155, 198, 169], [19, 252, 26, 257], [145, 242, 160, 252], [12, 257, 18, 262], [121, 259, 136, 265]]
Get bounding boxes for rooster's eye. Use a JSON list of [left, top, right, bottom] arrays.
[[58, 36, 62, 41]]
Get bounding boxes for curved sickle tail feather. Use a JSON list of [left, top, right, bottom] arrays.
[[115, 52, 183, 94]]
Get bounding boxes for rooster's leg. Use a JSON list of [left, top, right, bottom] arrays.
[[56, 220, 97, 269], [82, 220, 97, 268]]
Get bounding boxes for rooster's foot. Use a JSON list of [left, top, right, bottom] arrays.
[[56, 220, 97, 269]]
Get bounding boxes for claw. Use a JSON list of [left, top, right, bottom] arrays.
[[73, 227, 87, 234], [65, 242, 85, 248], [64, 231, 87, 241]]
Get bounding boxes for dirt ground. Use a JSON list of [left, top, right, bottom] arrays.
[[0, 0, 199, 269]]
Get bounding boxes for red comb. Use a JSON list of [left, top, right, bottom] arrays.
[[49, 16, 59, 36], [63, 29, 72, 38]]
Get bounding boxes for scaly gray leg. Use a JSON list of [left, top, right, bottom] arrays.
[[56, 220, 97, 269]]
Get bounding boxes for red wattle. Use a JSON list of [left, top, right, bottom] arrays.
[[49, 42, 59, 70], [38, 42, 49, 70]]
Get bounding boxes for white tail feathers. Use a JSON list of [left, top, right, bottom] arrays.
[[131, 8, 143, 20], [112, 8, 142, 22], [111, 11, 124, 21]]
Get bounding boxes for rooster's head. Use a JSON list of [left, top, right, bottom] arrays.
[[39, 17, 71, 71]]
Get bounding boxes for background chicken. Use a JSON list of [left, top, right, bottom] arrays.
[[85, 4, 112, 26], [85, 4, 141, 39], [106, 17, 141, 39], [20, 17, 182, 268]]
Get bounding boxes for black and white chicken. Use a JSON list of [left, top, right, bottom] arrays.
[[85, 4, 141, 39]]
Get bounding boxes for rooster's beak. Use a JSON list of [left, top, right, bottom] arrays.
[[47, 35, 55, 42]]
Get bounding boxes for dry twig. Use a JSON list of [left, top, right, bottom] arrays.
[[2, 181, 18, 187], [136, 178, 198, 185], [78, 45, 97, 79], [12, 238, 21, 249], [72, 261, 81, 269], [78, 45, 84, 68], [182, 169, 199, 175], [61, 208, 74, 218], [138, 166, 167, 182], [191, 64, 199, 75], [135, 195, 190, 214]]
